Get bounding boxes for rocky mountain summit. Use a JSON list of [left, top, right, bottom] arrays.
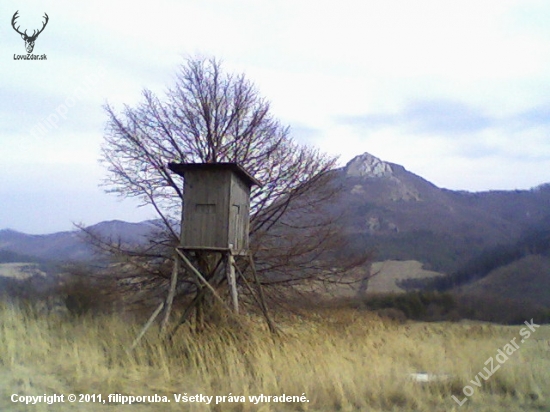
[[345, 152, 393, 178], [332, 152, 550, 273], [341, 152, 430, 202]]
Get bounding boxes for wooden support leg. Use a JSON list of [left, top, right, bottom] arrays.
[[237, 266, 264, 310], [247, 253, 278, 334], [226, 252, 239, 314], [176, 249, 235, 314], [167, 287, 207, 340], [168, 253, 228, 338], [160, 255, 179, 334], [128, 300, 164, 351]]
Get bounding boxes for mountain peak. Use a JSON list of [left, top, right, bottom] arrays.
[[345, 152, 393, 178]]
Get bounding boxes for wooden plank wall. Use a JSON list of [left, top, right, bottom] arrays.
[[182, 170, 231, 248]]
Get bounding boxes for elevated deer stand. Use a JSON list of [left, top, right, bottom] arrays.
[[130, 163, 275, 350]]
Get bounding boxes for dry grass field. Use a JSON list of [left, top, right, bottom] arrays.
[[367, 260, 444, 294], [0, 263, 46, 280], [1, 302, 549, 412], [294, 260, 444, 299]]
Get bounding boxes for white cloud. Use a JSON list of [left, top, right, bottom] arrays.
[[2, 0, 550, 232]]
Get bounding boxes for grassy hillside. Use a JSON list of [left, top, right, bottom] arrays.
[[368, 260, 444, 293], [459, 254, 550, 306], [1, 303, 549, 411]]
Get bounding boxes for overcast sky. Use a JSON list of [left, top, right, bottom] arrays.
[[2, 0, 550, 234]]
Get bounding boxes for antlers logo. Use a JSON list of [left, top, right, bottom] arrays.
[[11, 11, 49, 54]]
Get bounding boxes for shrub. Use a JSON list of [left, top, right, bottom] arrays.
[[364, 291, 457, 321]]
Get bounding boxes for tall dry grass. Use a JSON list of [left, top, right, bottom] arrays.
[[1, 301, 549, 411]]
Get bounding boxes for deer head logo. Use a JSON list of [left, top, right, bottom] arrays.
[[11, 11, 49, 54]]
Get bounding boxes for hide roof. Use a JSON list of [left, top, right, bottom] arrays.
[[167, 162, 262, 187]]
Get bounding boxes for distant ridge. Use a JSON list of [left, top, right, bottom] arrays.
[[0, 220, 159, 262], [1, 152, 549, 282]]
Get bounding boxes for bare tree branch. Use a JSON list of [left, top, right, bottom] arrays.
[[93, 55, 369, 320]]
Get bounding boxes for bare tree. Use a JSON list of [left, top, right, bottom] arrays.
[[97, 56, 367, 318]]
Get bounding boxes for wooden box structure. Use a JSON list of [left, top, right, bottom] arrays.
[[129, 162, 274, 347], [168, 162, 261, 255]]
